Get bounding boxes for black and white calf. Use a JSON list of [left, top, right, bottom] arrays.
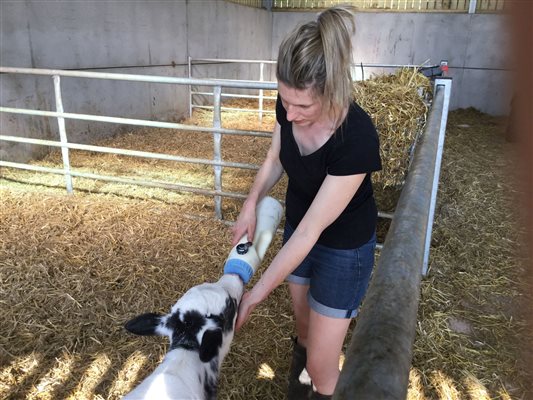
[[123, 274, 244, 400]]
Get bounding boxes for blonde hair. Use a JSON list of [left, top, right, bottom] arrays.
[[276, 5, 356, 126]]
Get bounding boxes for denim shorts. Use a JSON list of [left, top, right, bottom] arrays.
[[283, 223, 376, 319]]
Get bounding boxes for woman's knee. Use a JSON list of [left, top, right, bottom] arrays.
[[305, 311, 351, 392], [305, 355, 322, 382], [306, 350, 339, 380], [306, 354, 340, 394]]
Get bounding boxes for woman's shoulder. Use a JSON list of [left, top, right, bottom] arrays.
[[328, 100, 382, 173], [276, 94, 288, 126], [339, 100, 378, 140], [347, 100, 374, 126]]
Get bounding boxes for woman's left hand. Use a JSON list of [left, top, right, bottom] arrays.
[[235, 290, 261, 331]]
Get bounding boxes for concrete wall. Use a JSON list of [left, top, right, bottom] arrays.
[[272, 11, 512, 116], [186, 2, 273, 109], [1, 1, 510, 163], [0, 0, 272, 162]]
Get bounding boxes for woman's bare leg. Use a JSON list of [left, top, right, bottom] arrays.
[[289, 282, 311, 346], [306, 309, 351, 395]]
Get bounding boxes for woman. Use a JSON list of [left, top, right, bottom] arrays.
[[231, 6, 381, 399]]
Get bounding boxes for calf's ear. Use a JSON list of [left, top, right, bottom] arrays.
[[124, 313, 162, 336], [199, 329, 222, 363]]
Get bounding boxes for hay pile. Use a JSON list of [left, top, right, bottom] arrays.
[[354, 68, 432, 189]]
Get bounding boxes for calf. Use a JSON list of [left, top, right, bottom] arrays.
[[123, 274, 244, 400]]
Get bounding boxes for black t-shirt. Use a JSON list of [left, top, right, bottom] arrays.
[[276, 96, 382, 249]]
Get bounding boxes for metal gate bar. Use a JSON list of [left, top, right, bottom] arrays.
[[0, 107, 273, 137]]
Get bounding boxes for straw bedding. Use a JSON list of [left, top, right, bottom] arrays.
[[1, 72, 530, 399], [407, 108, 531, 399]]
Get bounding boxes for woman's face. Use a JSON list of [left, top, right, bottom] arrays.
[[278, 81, 323, 127]]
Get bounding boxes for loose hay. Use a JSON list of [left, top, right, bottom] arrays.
[[1, 76, 530, 399], [408, 108, 531, 399], [0, 190, 291, 399]]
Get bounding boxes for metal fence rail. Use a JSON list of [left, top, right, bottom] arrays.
[[334, 78, 452, 399], [0, 66, 276, 219]]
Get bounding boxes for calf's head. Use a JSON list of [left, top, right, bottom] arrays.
[[125, 275, 243, 363]]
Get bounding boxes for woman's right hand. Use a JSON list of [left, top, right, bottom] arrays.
[[231, 200, 257, 246], [235, 290, 259, 331]]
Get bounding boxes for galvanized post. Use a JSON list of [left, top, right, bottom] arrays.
[[53, 75, 73, 194], [262, 0, 272, 11], [188, 56, 192, 118], [422, 77, 452, 275], [258, 62, 264, 123], [212, 85, 223, 220], [468, 0, 477, 13]]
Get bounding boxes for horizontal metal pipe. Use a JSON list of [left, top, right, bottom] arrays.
[[190, 58, 277, 64], [0, 160, 248, 200], [191, 91, 277, 100], [334, 85, 446, 399], [192, 105, 275, 114], [192, 77, 274, 84], [0, 66, 278, 89], [378, 211, 394, 219], [0, 107, 272, 138], [0, 135, 260, 170], [189, 58, 432, 69], [353, 62, 433, 68]]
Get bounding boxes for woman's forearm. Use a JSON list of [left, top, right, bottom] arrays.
[[244, 124, 283, 208], [231, 124, 284, 246], [250, 227, 318, 303], [245, 157, 283, 207], [248, 173, 367, 304]]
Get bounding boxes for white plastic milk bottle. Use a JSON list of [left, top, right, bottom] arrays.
[[224, 196, 283, 284]]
